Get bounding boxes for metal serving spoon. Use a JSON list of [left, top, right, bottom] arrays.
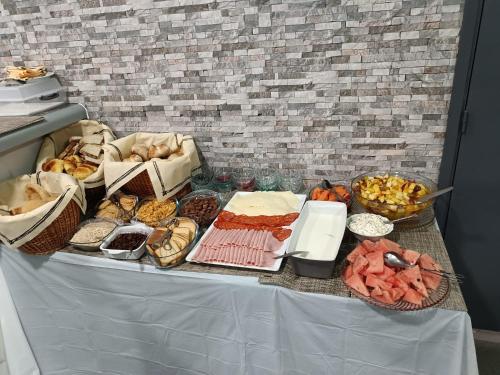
[[384, 251, 463, 283], [381, 214, 418, 225], [415, 186, 454, 204], [274, 250, 309, 259]]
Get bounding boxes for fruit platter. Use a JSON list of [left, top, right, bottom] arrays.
[[351, 171, 436, 220], [342, 238, 450, 311]]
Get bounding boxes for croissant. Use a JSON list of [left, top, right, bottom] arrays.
[[70, 164, 96, 180], [148, 144, 171, 159], [131, 143, 149, 161], [24, 183, 51, 201], [123, 154, 143, 163], [42, 159, 64, 173]]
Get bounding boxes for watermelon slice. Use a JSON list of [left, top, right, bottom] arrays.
[[418, 253, 442, 271], [346, 272, 370, 297], [346, 244, 368, 263], [365, 251, 384, 274], [371, 289, 395, 305], [377, 238, 404, 255], [397, 266, 428, 298], [344, 264, 354, 280], [402, 249, 421, 265], [389, 287, 405, 301], [391, 276, 410, 293], [375, 265, 396, 281], [352, 255, 369, 274], [403, 288, 424, 306], [371, 286, 383, 296], [418, 253, 442, 290], [365, 274, 393, 290], [421, 270, 441, 290], [361, 240, 378, 252]]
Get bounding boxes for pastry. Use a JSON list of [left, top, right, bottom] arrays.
[[81, 134, 104, 145], [57, 140, 79, 159], [10, 183, 57, 215], [42, 159, 64, 173], [118, 194, 136, 211], [71, 164, 97, 180], [123, 154, 143, 162], [131, 143, 149, 161], [147, 144, 172, 159], [79, 143, 102, 159], [83, 153, 104, 165], [96, 203, 120, 220], [24, 183, 50, 201]]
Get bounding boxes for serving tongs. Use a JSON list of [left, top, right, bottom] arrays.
[[148, 218, 181, 252], [384, 251, 464, 283]]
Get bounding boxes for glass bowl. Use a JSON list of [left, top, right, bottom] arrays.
[[308, 180, 352, 207], [132, 197, 178, 227], [256, 170, 281, 191], [279, 176, 304, 194], [191, 167, 214, 191], [234, 169, 256, 192], [145, 217, 199, 269], [95, 192, 139, 223], [178, 189, 223, 228], [351, 171, 437, 220], [212, 168, 233, 192]]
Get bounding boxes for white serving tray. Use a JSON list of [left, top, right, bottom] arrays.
[[186, 192, 307, 271], [287, 201, 347, 261]]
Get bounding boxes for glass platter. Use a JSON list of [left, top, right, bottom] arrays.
[[340, 258, 450, 311]]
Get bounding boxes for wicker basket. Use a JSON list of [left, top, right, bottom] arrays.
[[19, 199, 81, 256], [123, 171, 192, 199]]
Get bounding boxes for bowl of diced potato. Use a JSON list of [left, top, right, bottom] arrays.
[[351, 171, 437, 220]]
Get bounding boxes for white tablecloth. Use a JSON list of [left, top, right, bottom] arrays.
[[0, 246, 478, 375]]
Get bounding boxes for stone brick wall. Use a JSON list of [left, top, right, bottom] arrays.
[[0, 0, 464, 181]]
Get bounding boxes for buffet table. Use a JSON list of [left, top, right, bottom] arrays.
[[0, 238, 478, 375]]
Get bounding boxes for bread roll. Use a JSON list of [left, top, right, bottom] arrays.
[[131, 143, 149, 161], [71, 164, 96, 180], [42, 159, 64, 173], [148, 144, 171, 159], [123, 154, 143, 163], [25, 183, 50, 201], [64, 155, 82, 164], [10, 199, 47, 215]]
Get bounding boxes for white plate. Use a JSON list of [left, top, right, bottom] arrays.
[[186, 192, 307, 271]]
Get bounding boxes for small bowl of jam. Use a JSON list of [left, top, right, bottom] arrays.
[[100, 223, 153, 260]]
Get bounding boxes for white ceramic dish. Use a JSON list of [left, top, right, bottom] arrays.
[[100, 223, 153, 260], [186, 192, 307, 271], [289, 201, 347, 261], [287, 201, 347, 278]]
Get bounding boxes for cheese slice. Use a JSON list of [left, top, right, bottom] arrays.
[[226, 192, 299, 216]]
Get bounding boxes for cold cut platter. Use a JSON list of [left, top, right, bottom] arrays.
[[186, 191, 307, 271]]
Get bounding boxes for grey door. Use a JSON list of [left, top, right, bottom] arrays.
[[442, 0, 500, 330]]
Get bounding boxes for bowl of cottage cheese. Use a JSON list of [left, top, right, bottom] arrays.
[[346, 213, 394, 242]]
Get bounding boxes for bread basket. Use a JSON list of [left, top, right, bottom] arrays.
[[0, 172, 85, 255], [20, 199, 81, 255], [123, 172, 192, 200]]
